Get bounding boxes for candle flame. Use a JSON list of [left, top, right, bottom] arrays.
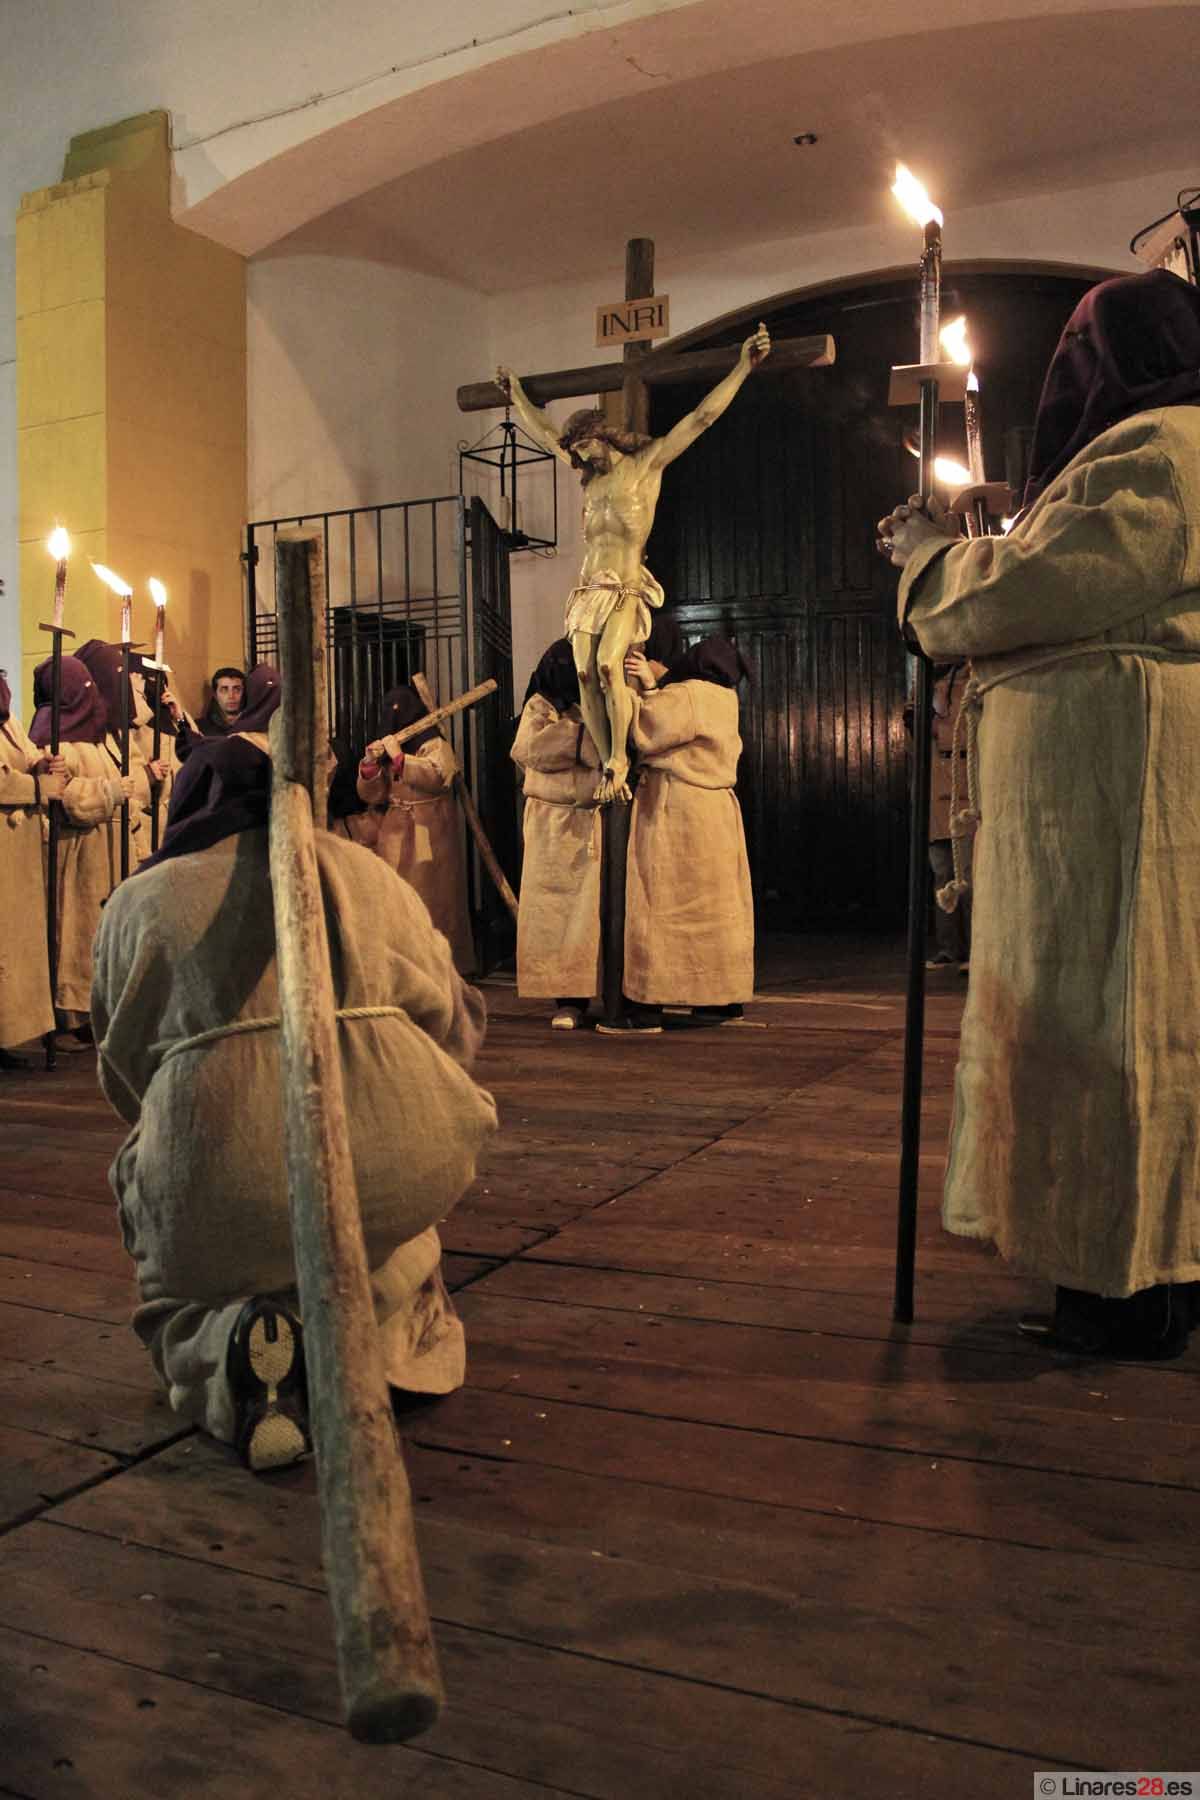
[[90, 561, 133, 598], [967, 370, 980, 393], [47, 526, 71, 561], [892, 163, 943, 230], [1001, 516, 1016, 533], [148, 577, 167, 608], [939, 316, 972, 366], [934, 457, 973, 488]]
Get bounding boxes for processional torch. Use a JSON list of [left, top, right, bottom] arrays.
[[90, 562, 136, 881], [145, 578, 168, 854], [886, 166, 968, 1324], [40, 527, 74, 1070]]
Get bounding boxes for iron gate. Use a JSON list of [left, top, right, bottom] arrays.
[[244, 495, 516, 965]]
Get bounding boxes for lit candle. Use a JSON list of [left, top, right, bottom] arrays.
[[47, 526, 70, 628], [933, 456, 973, 488], [90, 561, 134, 638], [149, 577, 167, 664], [938, 315, 985, 486], [893, 164, 943, 363]]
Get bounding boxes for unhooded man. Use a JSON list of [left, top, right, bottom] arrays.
[[92, 737, 497, 1469], [200, 666, 247, 738]]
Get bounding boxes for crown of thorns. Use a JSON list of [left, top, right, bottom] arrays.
[[558, 408, 652, 458]]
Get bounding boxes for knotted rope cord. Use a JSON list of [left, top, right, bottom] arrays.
[[933, 638, 1200, 914], [159, 1005, 407, 1064]]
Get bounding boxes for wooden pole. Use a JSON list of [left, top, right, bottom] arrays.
[[597, 237, 652, 1025], [409, 672, 519, 923], [270, 532, 443, 1742], [455, 333, 835, 412], [369, 678, 499, 755]]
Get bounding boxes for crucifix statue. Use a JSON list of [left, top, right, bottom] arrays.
[[459, 236, 833, 1019], [496, 319, 770, 803]]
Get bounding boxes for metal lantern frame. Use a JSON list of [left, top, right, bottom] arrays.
[[458, 412, 558, 553], [1132, 188, 1200, 286]]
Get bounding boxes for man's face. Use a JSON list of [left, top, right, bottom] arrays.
[[215, 677, 244, 715], [575, 436, 613, 474]]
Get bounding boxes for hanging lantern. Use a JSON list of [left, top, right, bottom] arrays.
[[458, 410, 558, 553]]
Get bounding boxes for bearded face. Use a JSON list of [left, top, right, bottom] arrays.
[[573, 436, 613, 475]]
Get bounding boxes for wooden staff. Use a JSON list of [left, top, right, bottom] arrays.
[[367, 676, 496, 759], [409, 671, 519, 923], [270, 531, 443, 1742]]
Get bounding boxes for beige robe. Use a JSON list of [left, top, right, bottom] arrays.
[[0, 716, 54, 1046], [91, 831, 498, 1332], [52, 740, 126, 1015], [899, 406, 1200, 1297], [511, 695, 602, 998], [624, 680, 754, 1006], [357, 736, 475, 973]]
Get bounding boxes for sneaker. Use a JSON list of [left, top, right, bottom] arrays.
[[551, 1006, 585, 1030], [226, 1298, 311, 1472], [925, 953, 956, 969]]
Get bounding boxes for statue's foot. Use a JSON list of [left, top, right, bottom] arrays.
[[595, 769, 632, 806]]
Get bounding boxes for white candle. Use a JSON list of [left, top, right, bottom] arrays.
[[47, 527, 70, 629], [149, 578, 167, 663]]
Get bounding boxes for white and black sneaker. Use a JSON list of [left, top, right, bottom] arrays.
[[226, 1298, 311, 1473]]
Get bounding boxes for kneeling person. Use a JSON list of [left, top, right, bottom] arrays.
[[91, 739, 498, 1470]]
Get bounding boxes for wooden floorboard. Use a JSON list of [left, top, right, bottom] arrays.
[[0, 941, 1194, 1793]]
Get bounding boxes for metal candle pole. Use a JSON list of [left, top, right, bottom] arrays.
[[41, 528, 74, 1069], [148, 581, 167, 854], [895, 216, 941, 1324]]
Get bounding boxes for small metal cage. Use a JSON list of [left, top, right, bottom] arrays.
[[459, 413, 558, 554]]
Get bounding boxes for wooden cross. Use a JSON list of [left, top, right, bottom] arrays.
[[458, 238, 836, 1025]]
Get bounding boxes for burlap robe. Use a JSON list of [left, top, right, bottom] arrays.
[[49, 740, 129, 1014], [511, 695, 602, 998], [0, 715, 54, 1046], [358, 736, 475, 973], [623, 680, 754, 1006], [899, 406, 1200, 1296], [91, 832, 497, 1336]]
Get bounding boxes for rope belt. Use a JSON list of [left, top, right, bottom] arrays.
[[528, 792, 603, 858], [385, 795, 443, 810], [937, 639, 1200, 915], [159, 1005, 407, 1064]]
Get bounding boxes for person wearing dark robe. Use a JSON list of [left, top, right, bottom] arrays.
[[92, 737, 497, 1470], [30, 656, 133, 1042], [877, 267, 1200, 1359], [327, 733, 378, 852], [617, 634, 755, 1031], [177, 664, 277, 761], [512, 638, 603, 1027], [357, 684, 475, 973], [0, 670, 63, 1064]]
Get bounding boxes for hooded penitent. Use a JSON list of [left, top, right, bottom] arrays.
[[659, 634, 749, 690], [1021, 268, 1200, 512], [376, 683, 439, 752], [522, 638, 580, 714], [73, 640, 136, 736], [135, 736, 271, 875], [233, 665, 282, 735], [643, 612, 684, 670], [30, 655, 106, 746]]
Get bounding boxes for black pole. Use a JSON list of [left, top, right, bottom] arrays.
[[149, 668, 164, 854], [119, 643, 131, 881], [42, 626, 68, 1071], [894, 219, 942, 1324]]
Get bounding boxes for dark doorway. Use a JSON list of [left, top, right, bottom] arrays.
[[646, 264, 1105, 931]]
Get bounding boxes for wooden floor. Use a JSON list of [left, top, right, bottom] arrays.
[[0, 940, 1197, 1798]]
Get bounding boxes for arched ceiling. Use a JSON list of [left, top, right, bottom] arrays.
[[180, 0, 1199, 288]]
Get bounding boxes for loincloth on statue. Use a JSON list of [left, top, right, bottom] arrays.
[[564, 565, 665, 644]]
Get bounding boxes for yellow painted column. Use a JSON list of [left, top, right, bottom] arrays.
[[17, 112, 246, 717]]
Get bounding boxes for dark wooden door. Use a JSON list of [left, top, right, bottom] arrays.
[[646, 266, 1100, 930]]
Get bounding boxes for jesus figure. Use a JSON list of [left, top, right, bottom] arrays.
[[498, 323, 770, 803]]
